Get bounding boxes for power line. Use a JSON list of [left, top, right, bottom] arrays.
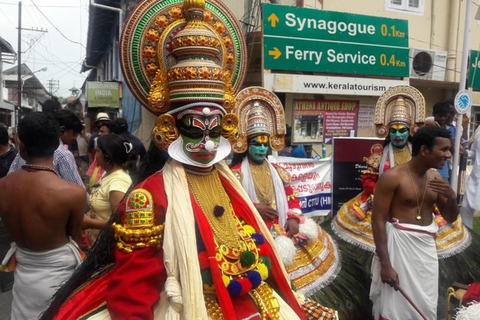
[[30, 0, 86, 49], [0, 6, 15, 27], [0, 2, 81, 7]]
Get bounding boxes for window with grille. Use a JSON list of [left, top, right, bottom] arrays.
[[386, 0, 424, 14]]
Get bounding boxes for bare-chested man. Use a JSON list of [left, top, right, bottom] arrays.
[[370, 125, 458, 320], [0, 112, 86, 320]]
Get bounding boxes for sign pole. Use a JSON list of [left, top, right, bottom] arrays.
[[450, 0, 472, 192]]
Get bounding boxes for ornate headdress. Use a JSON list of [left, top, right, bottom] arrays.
[[120, 0, 247, 150], [374, 85, 425, 138], [233, 87, 286, 153]]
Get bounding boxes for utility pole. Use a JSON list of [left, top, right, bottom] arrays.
[[47, 79, 60, 95], [16, 1, 21, 126], [450, 0, 473, 193]]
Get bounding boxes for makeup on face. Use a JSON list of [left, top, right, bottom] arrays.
[[389, 123, 409, 148], [179, 114, 222, 165], [248, 135, 269, 163]]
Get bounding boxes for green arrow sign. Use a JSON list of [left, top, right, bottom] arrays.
[[469, 50, 480, 90], [264, 37, 409, 77], [263, 4, 409, 77]]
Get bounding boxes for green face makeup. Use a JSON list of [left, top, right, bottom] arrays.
[[248, 135, 269, 163], [179, 114, 222, 165], [389, 124, 409, 148]]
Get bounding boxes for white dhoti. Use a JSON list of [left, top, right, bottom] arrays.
[[1, 240, 83, 320], [370, 219, 439, 320]]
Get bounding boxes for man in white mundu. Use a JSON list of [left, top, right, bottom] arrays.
[[370, 125, 459, 320]]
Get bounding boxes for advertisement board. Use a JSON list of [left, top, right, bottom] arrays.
[[331, 137, 383, 215], [292, 99, 359, 144], [86, 81, 120, 108], [263, 73, 409, 96]]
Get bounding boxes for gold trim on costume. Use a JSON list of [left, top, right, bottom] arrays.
[[275, 165, 291, 185], [286, 229, 337, 290], [392, 146, 411, 167], [112, 224, 165, 253], [250, 162, 276, 206], [204, 295, 224, 320], [249, 282, 280, 320], [113, 188, 164, 253]]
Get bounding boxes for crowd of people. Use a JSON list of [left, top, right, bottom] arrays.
[[0, 0, 480, 319]]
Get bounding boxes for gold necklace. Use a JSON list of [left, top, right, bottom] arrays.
[[393, 146, 411, 166], [406, 163, 428, 220], [249, 161, 276, 207], [186, 170, 241, 249]]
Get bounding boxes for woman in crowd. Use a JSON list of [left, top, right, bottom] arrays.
[[83, 134, 132, 247]]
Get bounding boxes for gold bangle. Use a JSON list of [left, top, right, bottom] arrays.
[[112, 223, 165, 253]]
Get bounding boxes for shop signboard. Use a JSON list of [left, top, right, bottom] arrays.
[[86, 81, 120, 108], [292, 99, 359, 144]]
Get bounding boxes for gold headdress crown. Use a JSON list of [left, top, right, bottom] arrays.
[[388, 96, 411, 126], [233, 87, 286, 153], [374, 85, 425, 138], [120, 0, 247, 150]]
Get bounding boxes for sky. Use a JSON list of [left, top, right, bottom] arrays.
[[0, 0, 89, 98]]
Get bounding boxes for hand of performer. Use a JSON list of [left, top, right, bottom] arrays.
[[285, 218, 300, 236], [380, 264, 400, 290], [255, 202, 278, 221], [428, 178, 456, 200]]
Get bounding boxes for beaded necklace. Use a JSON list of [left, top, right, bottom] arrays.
[[22, 164, 58, 176]]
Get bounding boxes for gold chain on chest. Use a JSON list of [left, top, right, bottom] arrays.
[[250, 162, 276, 205], [186, 171, 241, 249]]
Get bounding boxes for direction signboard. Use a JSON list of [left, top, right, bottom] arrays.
[[468, 50, 480, 90], [263, 4, 409, 77]]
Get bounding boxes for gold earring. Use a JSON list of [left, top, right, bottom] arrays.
[[269, 135, 285, 152], [152, 114, 178, 150], [221, 113, 239, 145]]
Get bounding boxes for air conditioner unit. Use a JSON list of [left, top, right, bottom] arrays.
[[409, 48, 447, 81]]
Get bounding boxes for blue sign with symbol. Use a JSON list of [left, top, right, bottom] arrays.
[[454, 90, 472, 115]]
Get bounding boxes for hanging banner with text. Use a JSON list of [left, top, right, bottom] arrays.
[[331, 137, 383, 215], [86, 81, 120, 108], [269, 156, 332, 217], [469, 50, 480, 91], [293, 99, 359, 144], [263, 4, 409, 77]]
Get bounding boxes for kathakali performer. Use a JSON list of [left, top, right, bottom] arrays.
[[229, 87, 371, 320], [40, 1, 339, 319], [329, 85, 480, 315]]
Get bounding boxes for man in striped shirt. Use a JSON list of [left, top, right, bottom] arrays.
[[8, 109, 84, 187]]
